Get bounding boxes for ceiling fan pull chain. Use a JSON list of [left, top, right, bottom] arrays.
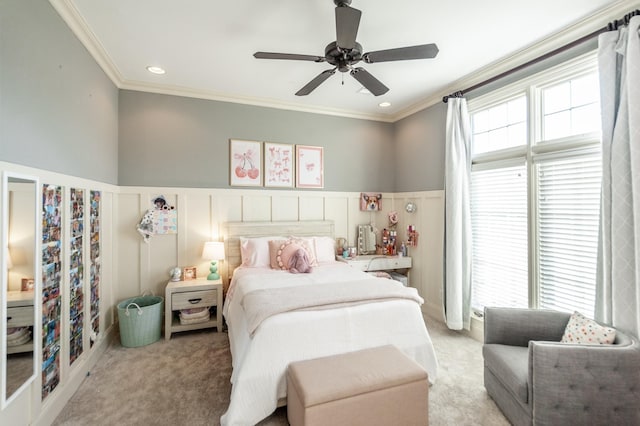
[[341, 73, 345, 85]]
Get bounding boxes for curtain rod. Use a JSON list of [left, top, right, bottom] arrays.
[[442, 9, 640, 103]]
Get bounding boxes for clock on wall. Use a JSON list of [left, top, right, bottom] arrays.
[[405, 202, 417, 213]]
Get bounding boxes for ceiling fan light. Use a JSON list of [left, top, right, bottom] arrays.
[[146, 66, 166, 75]]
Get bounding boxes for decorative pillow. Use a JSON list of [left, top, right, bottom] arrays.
[[269, 238, 315, 270], [314, 236, 337, 263], [240, 236, 284, 267], [561, 311, 616, 345]]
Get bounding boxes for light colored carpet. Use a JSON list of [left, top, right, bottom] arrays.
[[53, 317, 508, 426]]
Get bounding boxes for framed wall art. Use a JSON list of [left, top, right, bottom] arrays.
[[264, 142, 294, 188], [230, 139, 263, 187], [296, 145, 324, 189]]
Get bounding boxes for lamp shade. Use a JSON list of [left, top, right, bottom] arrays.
[[202, 241, 225, 261], [6, 248, 12, 270]]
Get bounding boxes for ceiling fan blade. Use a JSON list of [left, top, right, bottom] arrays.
[[254, 52, 325, 62], [335, 5, 361, 50], [363, 43, 439, 63], [295, 69, 337, 96], [350, 67, 389, 96]]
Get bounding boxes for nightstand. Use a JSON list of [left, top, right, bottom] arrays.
[[164, 278, 223, 340]]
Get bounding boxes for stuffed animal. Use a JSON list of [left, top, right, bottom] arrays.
[[288, 248, 313, 274]]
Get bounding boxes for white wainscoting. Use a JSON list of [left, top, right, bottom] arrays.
[[1, 162, 444, 425], [116, 187, 445, 319], [0, 161, 116, 426]]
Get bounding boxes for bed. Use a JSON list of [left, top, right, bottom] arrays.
[[220, 221, 438, 426]]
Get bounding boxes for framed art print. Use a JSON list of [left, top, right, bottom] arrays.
[[296, 145, 324, 188], [230, 139, 263, 187], [264, 142, 294, 188]]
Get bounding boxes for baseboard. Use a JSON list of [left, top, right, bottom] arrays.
[[422, 300, 444, 323], [34, 324, 117, 426]]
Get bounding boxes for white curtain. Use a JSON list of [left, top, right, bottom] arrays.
[[596, 15, 640, 338], [444, 98, 472, 330]]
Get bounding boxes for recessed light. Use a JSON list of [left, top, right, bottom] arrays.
[[146, 66, 166, 75], [379, 101, 391, 108], [358, 87, 371, 95]]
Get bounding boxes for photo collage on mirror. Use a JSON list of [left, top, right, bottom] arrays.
[[42, 184, 62, 399], [69, 188, 84, 365], [89, 190, 101, 345]]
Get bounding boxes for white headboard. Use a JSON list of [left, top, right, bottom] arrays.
[[222, 220, 335, 284]]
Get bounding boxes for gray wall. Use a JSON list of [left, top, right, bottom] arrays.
[[118, 90, 396, 191], [0, 0, 118, 184], [394, 102, 447, 191]]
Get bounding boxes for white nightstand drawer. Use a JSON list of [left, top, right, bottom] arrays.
[[172, 289, 217, 310], [7, 306, 34, 327]]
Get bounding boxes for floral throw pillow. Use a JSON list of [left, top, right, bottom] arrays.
[[560, 311, 616, 345]]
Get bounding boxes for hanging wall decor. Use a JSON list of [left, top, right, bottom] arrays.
[[360, 193, 382, 211], [135, 195, 177, 242], [295, 145, 324, 189], [69, 188, 84, 365], [42, 184, 62, 400], [89, 190, 101, 347], [230, 139, 263, 187], [264, 142, 294, 188]]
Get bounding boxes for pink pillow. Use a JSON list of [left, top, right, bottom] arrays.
[[269, 239, 314, 270]]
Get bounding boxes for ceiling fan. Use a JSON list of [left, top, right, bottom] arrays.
[[253, 0, 439, 97]]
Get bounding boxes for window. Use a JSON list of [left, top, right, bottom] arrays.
[[469, 53, 601, 315]]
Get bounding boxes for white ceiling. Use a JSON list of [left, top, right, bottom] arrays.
[[51, 0, 630, 122]]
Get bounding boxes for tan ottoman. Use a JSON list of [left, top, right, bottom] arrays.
[[287, 345, 429, 426]]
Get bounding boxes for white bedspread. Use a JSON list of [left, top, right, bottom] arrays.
[[221, 263, 439, 426]]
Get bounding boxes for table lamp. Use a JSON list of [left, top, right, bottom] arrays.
[[202, 241, 225, 280]]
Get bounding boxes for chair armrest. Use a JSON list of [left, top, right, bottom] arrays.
[[484, 307, 571, 346], [529, 340, 640, 424]]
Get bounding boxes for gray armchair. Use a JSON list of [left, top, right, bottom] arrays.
[[483, 307, 640, 426]]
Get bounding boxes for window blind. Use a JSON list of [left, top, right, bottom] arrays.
[[470, 163, 528, 311], [536, 153, 601, 314]]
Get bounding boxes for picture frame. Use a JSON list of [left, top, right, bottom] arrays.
[[296, 145, 324, 189], [360, 193, 382, 211], [21, 278, 35, 291], [230, 139, 263, 187], [264, 142, 294, 188], [182, 266, 197, 281]]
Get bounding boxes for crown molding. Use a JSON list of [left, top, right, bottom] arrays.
[[49, 0, 394, 123], [49, 0, 124, 87], [51, 0, 639, 124], [118, 79, 395, 122], [390, 0, 640, 122]]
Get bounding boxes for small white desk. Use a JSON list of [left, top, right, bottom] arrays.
[[337, 255, 412, 285]]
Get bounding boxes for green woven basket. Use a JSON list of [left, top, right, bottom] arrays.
[[117, 295, 164, 348]]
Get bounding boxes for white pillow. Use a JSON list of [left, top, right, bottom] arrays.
[[240, 236, 284, 267], [560, 311, 616, 345], [314, 236, 337, 263]]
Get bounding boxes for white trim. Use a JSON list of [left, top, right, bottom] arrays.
[[467, 52, 598, 112], [396, 0, 638, 121], [48, 0, 639, 123], [48, 0, 124, 86]]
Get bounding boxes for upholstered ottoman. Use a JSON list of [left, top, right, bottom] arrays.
[[286, 345, 429, 426]]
